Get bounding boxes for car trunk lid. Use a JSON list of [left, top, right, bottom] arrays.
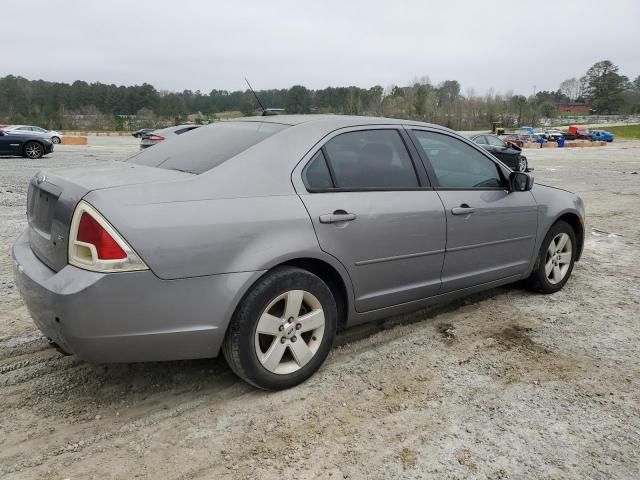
[[27, 162, 189, 272]]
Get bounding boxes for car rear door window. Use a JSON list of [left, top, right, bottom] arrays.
[[323, 130, 419, 189], [302, 150, 333, 190], [474, 136, 488, 144], [413, 131, 505, 189]]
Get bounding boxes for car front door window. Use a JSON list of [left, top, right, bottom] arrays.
[[412, 131, 504, 189]]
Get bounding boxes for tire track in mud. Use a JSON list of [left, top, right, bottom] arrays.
[[1, 377, 252, 477]]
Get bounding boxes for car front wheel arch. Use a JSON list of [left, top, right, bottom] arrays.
[[556, 213, 584, 261], [527, 219, 577, 293]]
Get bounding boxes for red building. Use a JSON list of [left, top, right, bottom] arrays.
[[558, 103, 592, 114]]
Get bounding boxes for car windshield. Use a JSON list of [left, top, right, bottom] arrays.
[[127, 121, 289, 174]]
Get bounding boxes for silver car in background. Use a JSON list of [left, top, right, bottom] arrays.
[[139, 124, 200, 149], [12, 115, 585, 390], [4, 125, 63, 144]]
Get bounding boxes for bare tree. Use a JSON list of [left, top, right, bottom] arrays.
[[560, 78, 581, 102]]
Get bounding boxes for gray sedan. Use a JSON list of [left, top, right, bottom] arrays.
[[12, 115, 585, 390], [4, 125, 63, 144]]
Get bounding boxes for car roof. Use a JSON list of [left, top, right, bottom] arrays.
[[226, 114, 456, 132]]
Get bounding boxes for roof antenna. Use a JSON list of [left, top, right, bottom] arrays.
[[245, 77, 266, 115]]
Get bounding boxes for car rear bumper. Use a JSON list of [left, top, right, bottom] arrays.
[[12, 229, 263, 363]]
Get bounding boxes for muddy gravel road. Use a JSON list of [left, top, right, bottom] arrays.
[[1, 138, 639, 479]]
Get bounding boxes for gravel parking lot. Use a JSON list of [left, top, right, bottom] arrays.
[[1, 137, 639, 479]]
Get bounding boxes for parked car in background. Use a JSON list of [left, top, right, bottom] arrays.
[[12, 115, 585, 390], [3, 125, 62, 144], [564, 125, 591, 140], [501, 134, 524, 148], [540, 130, 565, 141], [0, 129, 54, 158], [132, 128, 155, 138], [591, 130, 614, 142], [139, 124, 201, 149], [471, 134, 528, 171]]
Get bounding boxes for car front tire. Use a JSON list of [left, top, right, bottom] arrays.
[[23, 142, 44, 159], [518, 156, 528, 172], [223, 266, 337, 390], [526, 220, 576, 294], [51, 136, 61, 144]]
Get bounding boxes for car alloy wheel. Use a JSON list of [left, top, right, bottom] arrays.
[[526, 220, 576, 294], [518, 157, 528, 172], [223, 266, 337, 390], [24, 142, 43, 159], [545, 232, 572, 285], [52, 136, 61, 144], [254, 289, 325, 374]]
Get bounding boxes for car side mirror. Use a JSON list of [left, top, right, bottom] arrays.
[[509, 171, 533, 192]]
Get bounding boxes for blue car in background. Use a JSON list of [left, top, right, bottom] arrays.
[[591, 130, 614, 142]]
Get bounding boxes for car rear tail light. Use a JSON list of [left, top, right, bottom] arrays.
[[77, 213, 126, 260], [146, 135, 165, 141], [68, 201, 148, 272]]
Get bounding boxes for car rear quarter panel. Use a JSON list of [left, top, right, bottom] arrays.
[[85, 190, 323, 280]]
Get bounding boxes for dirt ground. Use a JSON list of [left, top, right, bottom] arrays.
[[1, 137, 639, 479]]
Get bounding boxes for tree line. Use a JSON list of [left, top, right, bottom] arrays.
[[1, 60, 638, 131]]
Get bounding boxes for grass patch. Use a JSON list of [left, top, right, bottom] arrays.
[[606, 125, 640, 139]]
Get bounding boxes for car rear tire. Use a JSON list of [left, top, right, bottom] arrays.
[[23, 142, 44, 159], [51, 136, 61, 144], [223, 266, 337, 390], [526, 220, 576, 294]]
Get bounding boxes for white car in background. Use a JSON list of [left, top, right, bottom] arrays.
[[4, 125, 63, 144]]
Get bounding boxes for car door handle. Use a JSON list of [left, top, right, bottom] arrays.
[[451, 204, 475, 215], [319, 211, 357, 224]]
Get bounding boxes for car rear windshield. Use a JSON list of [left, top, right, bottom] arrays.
[[127, 121, 289, 174]]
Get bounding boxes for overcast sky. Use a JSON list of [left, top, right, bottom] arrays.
[[2, 0, 639, 95]]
